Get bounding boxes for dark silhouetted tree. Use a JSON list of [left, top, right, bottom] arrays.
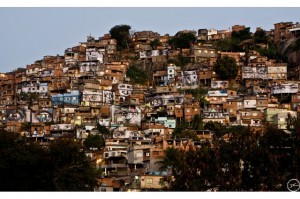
[[254, 29, 268, 44], [214, 56, 238, 81], [170, 33, 196, 49], [126, 65, 148, 85], [83, 134, 104, 150], [49, 139, 99, 191], [109, 24, 131, 50], [150, 39, 162, 50], [0, 131, 99, 191]]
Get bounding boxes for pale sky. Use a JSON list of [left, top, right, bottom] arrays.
[[0, 7, 300, 72]]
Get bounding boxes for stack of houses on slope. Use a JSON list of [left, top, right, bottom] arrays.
[[1, 22, 300, 191]]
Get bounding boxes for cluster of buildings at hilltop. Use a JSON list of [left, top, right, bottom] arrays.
[[1, 22, 300, 191]]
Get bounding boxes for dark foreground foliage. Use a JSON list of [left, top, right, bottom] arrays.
[[158, 120, 300, 191], [0, 131, 98, 191]]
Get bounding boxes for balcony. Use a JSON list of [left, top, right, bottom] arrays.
[[104, 150, 127, 159], [100, 163, 127, 169]]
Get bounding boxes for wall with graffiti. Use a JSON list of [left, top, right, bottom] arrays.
[[271, 83, 299, 94], [111, 105, 142, 127], [32, 108, 54, 123], [242, 66, 268, 79], [86, 48, 104, 63], [80, 61, 98, 73]]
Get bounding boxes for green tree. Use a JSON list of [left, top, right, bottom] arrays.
[[49, 139, 99, 191], [232, 27, 252, 41], [214, 27, 252, 52], [126, 65, 148, 85], [254, 126, 293, 190], [172, 129, 199, 141], [83, 134, 104, 150], [0, 130, 99, 191], [214, 56, 238, 81], [258, 43, 287, 62], [287, 114, 300, 181], [175, 53, 191, 67], [150, 39, 162, 50], [204, 121, 225, 137], [156, 147, 182, 173], [0, 131, 53, 191], [97, 123, 110, 136], [214, 38, 240, 52], [158, 120, 300, 191], [191, 114, 203, 130], [160, 147, 219, 191], [170, 33, 196, 49], [254, 29, 268, 43], [109, 24, 131, 50]]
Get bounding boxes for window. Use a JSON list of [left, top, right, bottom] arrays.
[[72, 97, 77, 101], [146, 178, 153, 184]]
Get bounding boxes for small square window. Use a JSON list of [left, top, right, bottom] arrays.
[[146, 178, 153, 184]]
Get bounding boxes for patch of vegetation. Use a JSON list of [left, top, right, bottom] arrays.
[[214, 56, 238, 81], [126, 65, 148, 85]]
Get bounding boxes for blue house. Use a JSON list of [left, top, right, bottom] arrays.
[[51, 90, 80, 106]]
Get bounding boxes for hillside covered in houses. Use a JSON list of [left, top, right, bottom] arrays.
[[1, 22, 300, 191]]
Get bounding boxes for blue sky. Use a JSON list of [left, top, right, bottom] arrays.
[[0, 7, 300, 72]]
